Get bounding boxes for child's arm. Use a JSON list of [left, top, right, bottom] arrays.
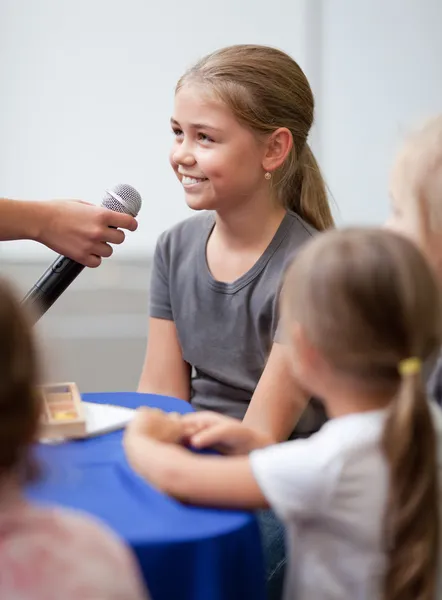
[[124, 409, 268, 509], [138, 318, 192, 401], [243, 342, 309, 442]]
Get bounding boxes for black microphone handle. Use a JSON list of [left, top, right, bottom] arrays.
[[23, 255, 85, 323]]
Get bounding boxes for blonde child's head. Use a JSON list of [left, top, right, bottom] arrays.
[[387, 114, 442, 276], [0, 278, 41, 482], [281, 228, 441, 600], [171, 44, 334, 231]]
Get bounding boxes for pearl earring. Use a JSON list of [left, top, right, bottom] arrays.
[[264, 172, 272, 180]]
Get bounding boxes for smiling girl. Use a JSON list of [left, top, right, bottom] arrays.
[[139, 44, 334, 443], [137, 44, 334, 597], [129, 228, 442, 600]]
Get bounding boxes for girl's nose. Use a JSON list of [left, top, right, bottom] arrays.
[[172, 140, 196, 167]]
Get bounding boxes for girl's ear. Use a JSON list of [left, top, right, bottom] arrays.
[[262, 127, 293, 173]]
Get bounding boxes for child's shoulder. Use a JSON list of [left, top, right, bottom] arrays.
[[0, 503, 146, 599], [1, 503, 129, 561], [274, 211, 318, 266], [284, 210, 316, 243]]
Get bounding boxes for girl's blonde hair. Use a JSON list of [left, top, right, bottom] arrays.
[[177, 44, 334, 231], [282, 228, 441, 600], [395, 114, 442, 232], [0, 277, 41, 481]]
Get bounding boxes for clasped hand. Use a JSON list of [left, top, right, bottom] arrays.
[[125, 407, 268, 455]]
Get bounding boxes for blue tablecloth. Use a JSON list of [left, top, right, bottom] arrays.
[[26, 392, 266, 600]]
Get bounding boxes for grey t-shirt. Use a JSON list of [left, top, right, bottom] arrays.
[[150, 210, 327, 435], [428, 352, 442, 406]]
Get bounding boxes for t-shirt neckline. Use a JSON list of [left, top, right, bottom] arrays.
[[200, 210, 294, 294]]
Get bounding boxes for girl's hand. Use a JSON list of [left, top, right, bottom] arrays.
[[181, 412, 273, 455], [127, 407, 184, 444]]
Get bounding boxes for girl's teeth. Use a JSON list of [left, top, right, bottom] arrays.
[[182, 176, 205, 185]]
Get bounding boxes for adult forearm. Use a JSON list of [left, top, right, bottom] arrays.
[[0, 198, 46, 242]]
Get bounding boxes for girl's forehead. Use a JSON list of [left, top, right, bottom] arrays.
[[173, 84, 253, 137], [174, 84, 225, 116]]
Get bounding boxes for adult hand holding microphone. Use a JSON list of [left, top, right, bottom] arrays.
[[20, 184, 143, 323], [0, 192, 139, 267], [36, 198, 139, 268]]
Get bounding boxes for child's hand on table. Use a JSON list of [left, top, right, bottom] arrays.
[[181, 412, 273, 455]]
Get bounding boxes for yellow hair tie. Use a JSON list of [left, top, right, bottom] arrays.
[[398, 357, 421, 376]]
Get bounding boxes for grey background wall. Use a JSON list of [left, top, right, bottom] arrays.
[[1, 0, 441, 392]]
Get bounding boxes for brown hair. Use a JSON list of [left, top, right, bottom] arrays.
[[282, 228, 441, 600], [0, 277, 42, 482], [177, 44, 334, 231]]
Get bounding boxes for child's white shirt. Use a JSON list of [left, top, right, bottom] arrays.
[[250, 404, 442, 600]]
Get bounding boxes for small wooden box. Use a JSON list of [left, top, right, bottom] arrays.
[[39, 382, 87, 440]]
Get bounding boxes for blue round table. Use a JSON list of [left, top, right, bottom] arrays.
[[26, 392, 266, 600]]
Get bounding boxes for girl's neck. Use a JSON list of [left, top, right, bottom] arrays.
[[318, 381, 392, 420], [213, 193, 287, 251]]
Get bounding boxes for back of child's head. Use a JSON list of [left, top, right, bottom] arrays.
[[392, 114, 442, 233], [177, 44, 334, 231], [0, 278, 41, 481], [282, 228, 441, 600]]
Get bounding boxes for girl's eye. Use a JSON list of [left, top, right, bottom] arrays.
[[198, 133, 214, 143], [172, 128, 184, 138]]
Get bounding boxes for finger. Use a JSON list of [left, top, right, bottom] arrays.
[[181, 412, 223, 426], [168, 412, 181, 420], [137, 407, 160, 416], [105, 210, 138, 232], [84, 254, 102, 268], [181, 420, 214, 437], [101, 227, 125, 245], [181, 421, 206, 437], [191, 425, 229, 449], [92, 242, 113, 259]]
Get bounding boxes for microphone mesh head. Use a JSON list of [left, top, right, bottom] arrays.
[[102, 184, 142, 217]]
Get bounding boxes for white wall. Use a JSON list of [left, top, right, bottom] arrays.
[[320, 0, 442, 225], [0, 0, 310, 260], [2, 0, 442, 261]]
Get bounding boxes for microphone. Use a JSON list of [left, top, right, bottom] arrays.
[[23, 184, 142, 324]]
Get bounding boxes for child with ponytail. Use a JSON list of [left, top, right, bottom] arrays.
[[126, 228, 442, 600]]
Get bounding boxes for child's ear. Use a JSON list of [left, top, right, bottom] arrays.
[[262, 128, 293, 173]]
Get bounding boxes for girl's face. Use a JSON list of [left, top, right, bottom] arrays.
[[169, 84, 269, 213]]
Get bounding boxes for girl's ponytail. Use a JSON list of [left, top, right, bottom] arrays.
[[381, 359, 439, 600]]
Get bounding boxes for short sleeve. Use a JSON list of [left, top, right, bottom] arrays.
[[149, 235, 173, 321], [249, 434, 340, 521]]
